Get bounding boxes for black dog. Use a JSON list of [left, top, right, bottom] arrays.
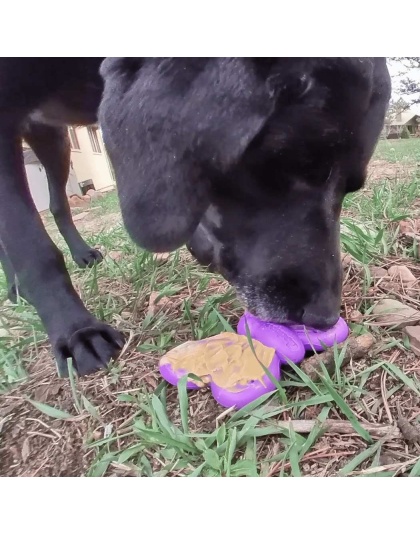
[[0, 58, 391, 376], [100, 58, 391, 323]]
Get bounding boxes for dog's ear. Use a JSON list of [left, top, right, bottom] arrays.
[[99, 58, 275, 252]]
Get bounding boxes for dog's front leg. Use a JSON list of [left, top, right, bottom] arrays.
[[23, 122, 104, 268], [0, 128, 124, 376]]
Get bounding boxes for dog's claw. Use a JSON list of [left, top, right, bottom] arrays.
[[54, 322, 125, 377]]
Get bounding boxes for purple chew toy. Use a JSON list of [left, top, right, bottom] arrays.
[[159, 334, 281, 409], [210, 364, 280, 409], [238, 312, 349, 357], [159, 361, 202, 391], [237, 313, 305, 365], [288, 318, 349, 351], [159, 314, 349, 410]]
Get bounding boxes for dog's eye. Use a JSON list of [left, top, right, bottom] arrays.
[[267, 73, 313, 102]]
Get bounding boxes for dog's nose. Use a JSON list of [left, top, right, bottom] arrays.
[[302, 302, 340, 330], [302, 314, 338, 330]]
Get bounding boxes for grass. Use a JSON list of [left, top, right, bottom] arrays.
[[374, 138, 420, 164], [341, 177, 420, 263], [1, 139, 420, 476], [90, 189, 120, 214]]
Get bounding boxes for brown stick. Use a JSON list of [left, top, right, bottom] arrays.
[[275, 419, 401, 439], [300, 333, 375, 380]]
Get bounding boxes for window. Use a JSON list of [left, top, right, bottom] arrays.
[[88, 126, 102, 153], [68, 127, 80, 150]]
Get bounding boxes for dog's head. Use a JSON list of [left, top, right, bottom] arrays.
[[99, 58, 391, 328]]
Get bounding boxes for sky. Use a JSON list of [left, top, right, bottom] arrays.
[[387, 58, 420, 113]]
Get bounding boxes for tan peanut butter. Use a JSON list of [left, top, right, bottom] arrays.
[[161, 332, 275, 392]]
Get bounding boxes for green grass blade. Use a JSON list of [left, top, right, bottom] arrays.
[[230, 459, 258, 477], [286, 422, 302, 477], [177, 375, 189, 434], [339, 441, 382, 476], [188, 462, 206, 477], [285, 360, 323, 395], [211, 307, 235, 332], [88, 453, 115, 477], [224, 428, 237, 477], [118, 445, 144, 464], [237, 415, 259, 442], [299, 407, 330, 457], [320, 377, 372, 443], [229, 391, 276, 422], [151, 394, 176, 438], [216, 424, 227, 447], [409, 457, 420, 477], [27, 398, 72, 420], [203, 449, 221, 471], [81, 395, 101, 421], [383, 362, 420, 395], [242, 318, 287, 403], [137, 428, 196, 453]]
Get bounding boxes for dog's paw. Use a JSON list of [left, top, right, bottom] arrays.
[[73, 247, 103, 268], [54, 322, 125, 377]]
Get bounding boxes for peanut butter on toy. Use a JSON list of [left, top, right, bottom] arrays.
[[160, 332, 276, 392]]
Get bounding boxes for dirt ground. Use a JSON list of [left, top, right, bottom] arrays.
[[43, 205, 122, 239], [1, 158, 420, 477], [2, 272, 420, 476], [368, 160, 419, 182]]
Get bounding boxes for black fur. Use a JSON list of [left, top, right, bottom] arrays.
[[0, 58, 391, 376], [100, 58, 391, 328], [0, 58, 124, 376]]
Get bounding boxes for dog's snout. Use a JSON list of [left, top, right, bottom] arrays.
[[238, 264, 342, 330]]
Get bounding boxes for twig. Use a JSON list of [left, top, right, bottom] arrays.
[[380, 350, 399, 424], [300, 333, 375, 381], [269, 449, 355, 476], [349, 457, 419, 477], [274, 419, 401, 439], [26, 417, 62, 439], [27, 431, 59, 441]]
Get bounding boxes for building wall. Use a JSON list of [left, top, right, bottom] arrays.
[[26, 163, 50, 212], [70, 127, 115, 191], [22, 126, 115, 212]]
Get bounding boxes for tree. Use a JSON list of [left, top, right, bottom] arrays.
[[400, 125, 411, 139], [385, 97, 410, 123], [389, 57, 420, 106]]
